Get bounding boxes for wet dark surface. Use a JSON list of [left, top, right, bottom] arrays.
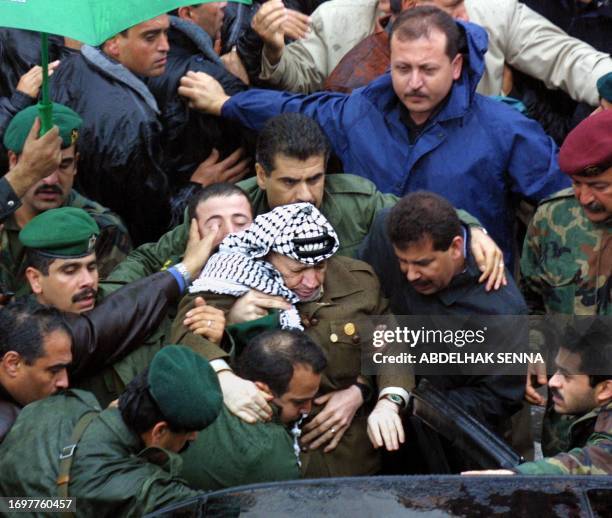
[[147, 475, 612, 518]]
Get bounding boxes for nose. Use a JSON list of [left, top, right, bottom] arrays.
[[56, 369, 69, 389], [548, 371, 562, 389], [296, 183, 315, 204], [79, 268, 97, 288], [42, 170, 61, 185], [576, 184, 595, 206], [186, 431, 198, 441], [300, 400, 313, 415], [159, 33, 170, 52], [406, 264, 421, 283], [408, 70, 424, 90], [302, 269, 320, 289]]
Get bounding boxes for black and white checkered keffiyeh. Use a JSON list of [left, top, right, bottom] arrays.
[[190, 203, 339, 329]]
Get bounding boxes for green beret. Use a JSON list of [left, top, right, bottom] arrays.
[[19, 207, 99, 258], [597, 72, 612, 102], [3, 102, 82, 153], [148, 345, 222, 431]]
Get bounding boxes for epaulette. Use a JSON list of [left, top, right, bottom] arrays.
[[326, 174, 378, 196], [538, 187, 575, 206]]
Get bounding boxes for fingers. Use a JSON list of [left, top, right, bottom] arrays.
[[367, 419, 384, 449], [283, 10, 311, 40], [323, 425, 348, 453]]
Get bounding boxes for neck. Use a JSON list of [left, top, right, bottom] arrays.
[[409, 111, 431, 126]]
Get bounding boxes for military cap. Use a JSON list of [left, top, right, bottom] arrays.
[[148, 345, 223, 431], [559, 110, 612, 176], [19, 207, 99, 258], [597, 72, 612, 102], [3, 102, 82, 153]]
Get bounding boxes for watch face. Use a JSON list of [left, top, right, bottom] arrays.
[[387, 394, 403, 405]]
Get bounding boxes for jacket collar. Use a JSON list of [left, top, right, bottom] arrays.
[[568, 399, 612, 447], [81, 45, 160, 115], [169, 15, 222, 66]]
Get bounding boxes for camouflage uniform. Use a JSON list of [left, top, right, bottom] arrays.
[[515, 400, 612, 475], [521, 188, 612, 316], [521, 188, 612, 454], [0, 189, 132, 297]]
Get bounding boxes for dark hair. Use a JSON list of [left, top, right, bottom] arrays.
[[119, 369, 191, 434], [0, 298, 71, 364], [187, 182, 253, 221], [236, 329, 327, 396], [563, 318, 612, 387], [387, 191, 462, 251], [391, 5, 462, 60], [256, 114, 330, 175], [23, 249, 55, 276]]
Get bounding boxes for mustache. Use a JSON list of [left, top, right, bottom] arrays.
[[405, 91, 428, 98], [72, 287, 97, 303], [34, 184, 63, 196], [550, 388, 563, 402], [582, 201, 607, 213]]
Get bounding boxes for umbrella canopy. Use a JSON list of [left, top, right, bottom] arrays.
[[0, 0, 251, 46], [0, 0, 251, 131]]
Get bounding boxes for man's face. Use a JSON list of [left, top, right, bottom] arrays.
[[11, 146, 77, 216], [274, 364, 321, 424], [256, 154, 326, 209], [415, 0, 469, 21], [195, 194, 253, 248], [571, 166, 612, 223], [549, 347, 598, 415], [390, 29, 462, 125], [11, 329, 72, 406], [184, 2, 227, 39], [267, 253, 327, 302], [28, 253, 99, 313], [393, 235, 462, 295], [109, 15, 170, 77]]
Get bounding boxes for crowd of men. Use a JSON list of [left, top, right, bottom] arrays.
[[0, 0, 611, 514]]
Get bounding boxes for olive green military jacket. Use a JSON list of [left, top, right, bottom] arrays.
[[181, 405, 299, 490], [171, 255, 415, 478], [515, 400, 612, 475], [0, 390, 199, 517], [0, 189, 132, 297], [521, 188, 612, 315]]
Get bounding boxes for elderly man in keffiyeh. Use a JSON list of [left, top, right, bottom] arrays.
[[171, 202, 414, 478]]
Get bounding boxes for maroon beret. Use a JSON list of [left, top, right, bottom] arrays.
[[559, 110, 612, 176]]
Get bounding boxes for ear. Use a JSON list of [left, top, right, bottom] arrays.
[[103, 36, 121, 60], [254, 381, 274, 397], [449, 235, 464, 260], [25, 266, 44, 295], [255, 163, 268, 191], [150, 421, 170, 445], [177, 6, 192, 20], [451, 53, 463, 81], [595, 380, 612, 406], [7, 151, 18, 170], [1, 351, 22, 377]]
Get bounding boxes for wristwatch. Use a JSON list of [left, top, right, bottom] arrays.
[[354, 382, 373, 403], [383, 393, 405, 407]]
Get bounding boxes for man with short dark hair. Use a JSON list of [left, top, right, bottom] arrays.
[[181, 329, 327, 489], [359, 191, 526, 430], [465, 319, 612, 475], [51, 14, 172, 244], [0, 300, 71, 441], [0, 346, 222, 514], [180, 6, 569, 266]]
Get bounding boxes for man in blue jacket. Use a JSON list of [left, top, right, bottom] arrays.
[[179, 5, 569, 265]]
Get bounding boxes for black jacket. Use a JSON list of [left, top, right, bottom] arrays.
[[147, 17, 248, 192], [0, 271, 180, 442], [50, 46, 169, 245]]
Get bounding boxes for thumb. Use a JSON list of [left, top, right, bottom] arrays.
[[188, 218, 200, 242], [314, 393, 332, 405], [194, 296, 206, 307]]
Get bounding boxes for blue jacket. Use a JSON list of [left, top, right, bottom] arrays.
[[221, 21, 570, 265]]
